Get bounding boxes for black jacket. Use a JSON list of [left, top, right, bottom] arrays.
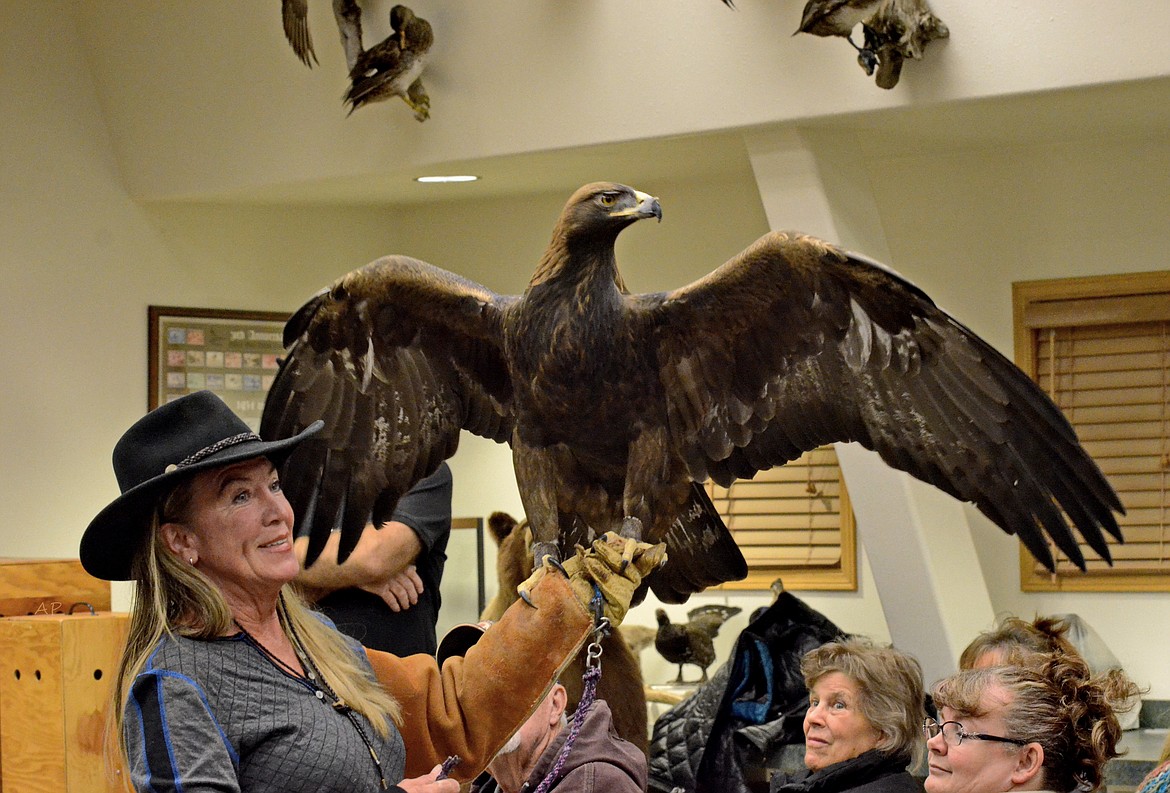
[[770, 750, 923, 793]]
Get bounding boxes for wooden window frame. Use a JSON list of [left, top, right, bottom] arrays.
[[709, 445, 858, 592], [1013, 270, 1170, 592]]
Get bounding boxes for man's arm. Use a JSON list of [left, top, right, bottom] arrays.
[[294, 462, 452, 605], [294, 519, 423, 602]]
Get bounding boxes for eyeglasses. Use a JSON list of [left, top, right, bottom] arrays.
[[922, 718, 1029, 747]]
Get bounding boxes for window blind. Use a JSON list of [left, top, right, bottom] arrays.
[[1014, 272, 1170, 591], [706, 445, 857, 591]]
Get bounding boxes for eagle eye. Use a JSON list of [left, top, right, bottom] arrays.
[[598, 192, 618, 207]]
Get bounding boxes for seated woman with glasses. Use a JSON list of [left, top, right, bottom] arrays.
[[924, 651, 1139, 793], [770, 637, 927, 793]]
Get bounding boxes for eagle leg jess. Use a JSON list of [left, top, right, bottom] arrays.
[[617, 516, 643, 572]]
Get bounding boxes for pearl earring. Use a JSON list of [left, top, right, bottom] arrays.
[[189, 557, 196, 564]]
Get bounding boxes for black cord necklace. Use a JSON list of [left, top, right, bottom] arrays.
[[233, 604, 388, 790]]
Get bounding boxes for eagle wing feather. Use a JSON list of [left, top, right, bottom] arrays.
[[641, 231, 1122, 571], [262, 256, 516, 565]]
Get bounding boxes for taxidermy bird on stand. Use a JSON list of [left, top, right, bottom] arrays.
[[796, 0, 947, 87], [655, 605, 742, 684], [862, 0, 949, 89], [261, 181, 1124, 610], [345, 4, 434, 120]]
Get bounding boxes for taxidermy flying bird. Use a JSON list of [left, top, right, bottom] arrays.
[[260, 182, 1124, 605], [655, 605, 741, 684], [344, 4, 433, 120], [280, 1, 431, 119]]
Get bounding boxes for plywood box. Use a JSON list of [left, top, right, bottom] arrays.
[[0, 612, 129, 792], [0, 559, 110, 618]]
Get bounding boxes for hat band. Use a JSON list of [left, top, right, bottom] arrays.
[[166, 432, 261, 473]]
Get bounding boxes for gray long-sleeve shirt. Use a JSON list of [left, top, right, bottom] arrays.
[[125, 629, 406, 792]]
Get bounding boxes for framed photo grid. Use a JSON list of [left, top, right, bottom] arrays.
[[148, 306, 289, 432]]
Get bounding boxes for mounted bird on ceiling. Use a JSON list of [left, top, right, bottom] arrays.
[[260, 182, 1124, 605], [796, 0, 947, 88], [279, 0, 434, 121], [344, 4, 433, 121]]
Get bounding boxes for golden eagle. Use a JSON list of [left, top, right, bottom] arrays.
[[260, 182, 1122, 602]]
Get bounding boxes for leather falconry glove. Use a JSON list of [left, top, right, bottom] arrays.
[[518, 531, 667, 627]]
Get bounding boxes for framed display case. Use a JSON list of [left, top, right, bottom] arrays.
[[148, 305, 288, 432]]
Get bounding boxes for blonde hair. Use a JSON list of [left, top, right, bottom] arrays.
[[932, 655, 1139, 792], [108, 478, 401, 778], [801, 637, 927, 768]]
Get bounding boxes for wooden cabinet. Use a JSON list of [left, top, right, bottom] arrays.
[[0, 559, 125, 792], [0, 612, 129, 792]]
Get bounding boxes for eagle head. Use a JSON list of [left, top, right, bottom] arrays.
[[558, 182, 662, 241], [530, 182, 663, 287]]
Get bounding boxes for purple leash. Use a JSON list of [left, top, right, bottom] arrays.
[[531, 589, 609, 793]]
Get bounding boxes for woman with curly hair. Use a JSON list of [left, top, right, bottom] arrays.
[[958, 616, 1076, 670], [924, 652, 1138, 793], [770, 637, 927, 793]]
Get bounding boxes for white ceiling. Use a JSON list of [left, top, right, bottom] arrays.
[[73, 2, 1170, 210], [165, 77, 1170, 208]]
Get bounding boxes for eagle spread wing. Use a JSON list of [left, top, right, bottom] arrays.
[[640, 231, 1122, 570], [262, 182, 1123, 603], [260, 256, 514, 564]]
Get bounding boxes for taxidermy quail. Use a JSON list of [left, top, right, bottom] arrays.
[[655, 605, 742, 684]]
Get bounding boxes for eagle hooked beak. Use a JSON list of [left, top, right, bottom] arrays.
[[613, 191, 663, 223]]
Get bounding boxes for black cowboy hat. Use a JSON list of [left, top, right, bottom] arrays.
[[80, 390, 322, 581]]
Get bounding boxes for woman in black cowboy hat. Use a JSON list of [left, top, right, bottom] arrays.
[[82, 391, 663, 793]]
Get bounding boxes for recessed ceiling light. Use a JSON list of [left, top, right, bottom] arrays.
[[414, 175, 479, 183]]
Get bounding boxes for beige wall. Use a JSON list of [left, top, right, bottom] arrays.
[[3, 1, 1170, 697]]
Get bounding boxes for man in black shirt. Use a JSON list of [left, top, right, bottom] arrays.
[[294, 462, 453, 656]]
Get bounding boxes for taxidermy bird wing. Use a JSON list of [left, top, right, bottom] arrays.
[[636, 231, 1124, 572], [333, 0, 365, 73], [261, 257, 516, 567], [281, 0, 318, 67]]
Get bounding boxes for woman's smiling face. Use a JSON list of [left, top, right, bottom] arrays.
[[925, 684, 1029, 793], [164, 457, 299, 606], [803, 671, 882, 771]]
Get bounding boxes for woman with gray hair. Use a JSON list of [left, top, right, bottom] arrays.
[[770, 637, 927, 793], [924, 652, 1138, 793]]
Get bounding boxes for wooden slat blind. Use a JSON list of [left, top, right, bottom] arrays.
[[706, 445, 857, 591], [1013, 271, 1170, 591]]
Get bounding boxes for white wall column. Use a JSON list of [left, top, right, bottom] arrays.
[[743, 127, 995, 683]]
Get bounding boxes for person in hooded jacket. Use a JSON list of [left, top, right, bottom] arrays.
[[471, 680, 645, 793], [770, 637, 926, 793]]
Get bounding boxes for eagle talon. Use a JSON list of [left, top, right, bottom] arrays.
[[519, 589, 536, 608], [531, 541, 560, 568]]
